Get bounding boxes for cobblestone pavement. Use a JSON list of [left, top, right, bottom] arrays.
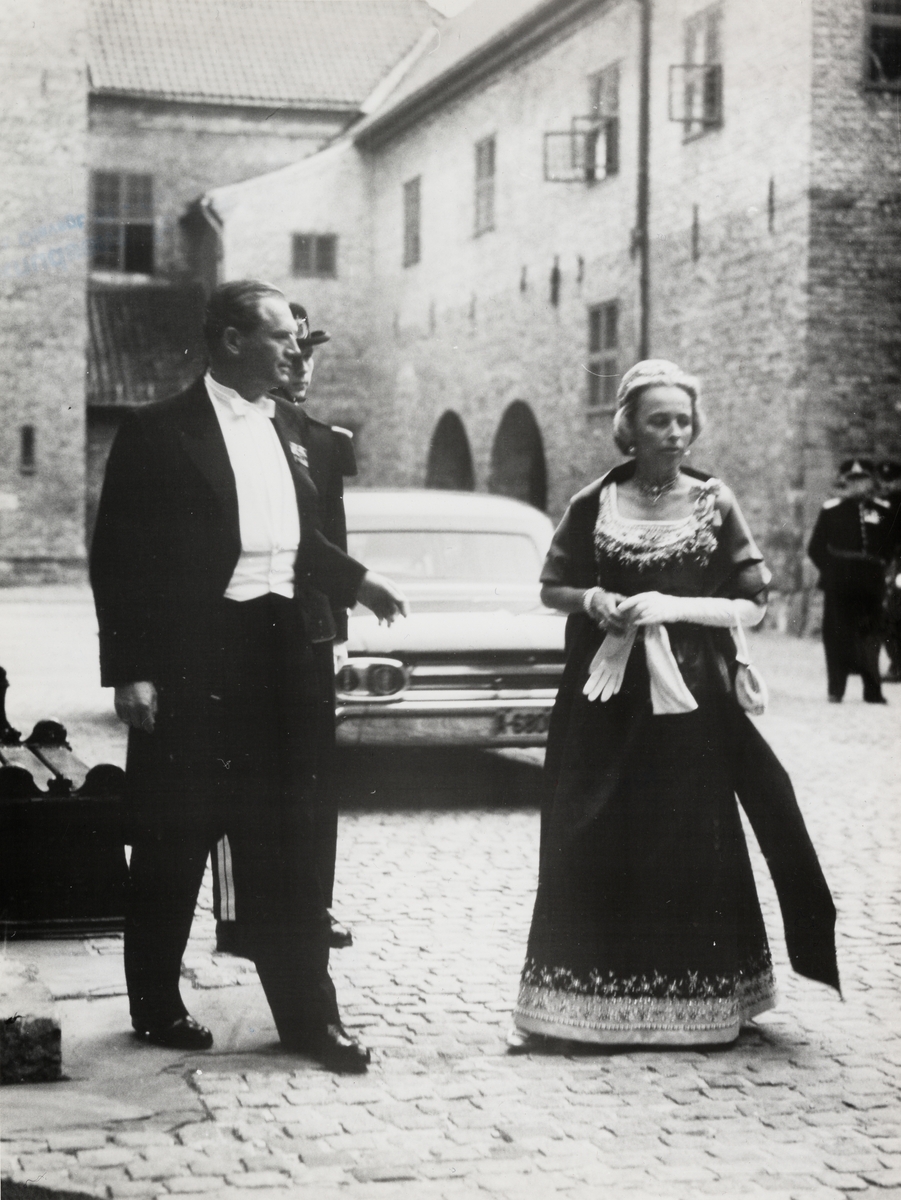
[[1, 588, 899, 1199]]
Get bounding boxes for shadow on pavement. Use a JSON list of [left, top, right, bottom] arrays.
[[333, 747, 543, 811]]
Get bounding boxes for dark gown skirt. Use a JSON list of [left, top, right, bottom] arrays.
[[516, 634, 775, 1045]]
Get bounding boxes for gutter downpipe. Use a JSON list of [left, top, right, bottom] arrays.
[[637, 0, 652, 359]]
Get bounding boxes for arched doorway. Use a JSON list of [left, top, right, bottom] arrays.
[[489, 401, 547, 510], [425, 411, 475, 490]]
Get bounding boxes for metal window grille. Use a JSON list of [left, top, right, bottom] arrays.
[[545, 62, 619, 183], [403, 177, 421, 267], [90, 172, 154, 273], [474, 136, 496, 235], [868, 0, 901, 87], [586, 302, 619, 410], [544, 116, 618, 183]]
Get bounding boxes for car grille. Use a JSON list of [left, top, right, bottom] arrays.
[[400, 651, 565, 694]]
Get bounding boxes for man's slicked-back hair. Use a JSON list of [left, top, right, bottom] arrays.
[[203, 280, 286, 352]]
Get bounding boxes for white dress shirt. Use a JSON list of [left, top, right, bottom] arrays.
[[205, 372, 300, 601]]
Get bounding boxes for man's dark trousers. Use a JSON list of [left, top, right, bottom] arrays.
[[126, 593, 337, 1044]]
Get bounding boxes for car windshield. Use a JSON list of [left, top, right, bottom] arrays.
[[347, 530, 542, 583]]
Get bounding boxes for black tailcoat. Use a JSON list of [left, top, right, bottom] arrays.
[[89, 377, 366, 837]]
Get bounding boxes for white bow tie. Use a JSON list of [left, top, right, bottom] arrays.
[[222, 392, 276, 419]]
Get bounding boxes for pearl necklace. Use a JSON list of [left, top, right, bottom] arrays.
[[635, 474, 680, 505]]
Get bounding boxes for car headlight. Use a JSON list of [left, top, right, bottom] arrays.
[[336, 664, 361, 693], [367, 662, 407, 696], [336, 657, 408, 699]]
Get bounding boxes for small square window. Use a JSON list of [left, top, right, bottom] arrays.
[[291, 233, 337, 277]]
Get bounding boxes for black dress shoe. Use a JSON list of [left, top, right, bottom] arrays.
[[328, 913, 353, 949], [134, 1015, 214, 1050], [286, 1023, 370, 1073]]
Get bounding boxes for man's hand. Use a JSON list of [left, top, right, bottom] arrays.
[[114, 681, 158, 732], [356, 571, 409, 625]]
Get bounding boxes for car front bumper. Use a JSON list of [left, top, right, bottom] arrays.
[[335, 690, 556, 747]]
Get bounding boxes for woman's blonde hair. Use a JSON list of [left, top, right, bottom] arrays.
[[612, 359, 705, 455]]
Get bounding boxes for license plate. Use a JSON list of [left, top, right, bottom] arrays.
[[493, 709, 551, 738]]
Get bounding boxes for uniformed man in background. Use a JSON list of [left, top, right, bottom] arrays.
[[214, 304, 356, 953], [876, 460, 901, 683], [808, 458, 896, 703]]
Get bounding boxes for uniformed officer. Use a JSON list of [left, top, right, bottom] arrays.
[[214, 304, 356, 953], [876, 460, 901, 683], [808, 458, 896, 703]]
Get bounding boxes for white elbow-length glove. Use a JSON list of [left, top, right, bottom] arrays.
[[583, 627, 638, 702], [618, 593, 760, 628]]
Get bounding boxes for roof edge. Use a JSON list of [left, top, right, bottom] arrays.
[[89, 86, 362, 113], [354, 0, 607, 149], [359, 23, 443, 116]]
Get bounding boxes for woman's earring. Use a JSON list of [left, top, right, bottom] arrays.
[[627, 445, 635, 455]]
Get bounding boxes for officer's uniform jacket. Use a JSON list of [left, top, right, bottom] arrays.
[[282, 403, 357, 642], [807, 493, 897, 592]]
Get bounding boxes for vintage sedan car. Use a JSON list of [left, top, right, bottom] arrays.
[[336, 489, 566, 748]]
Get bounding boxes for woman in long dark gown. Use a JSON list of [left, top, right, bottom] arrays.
[[511, 360, 839, 1048]]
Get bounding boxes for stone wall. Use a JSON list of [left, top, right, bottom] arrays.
[[89, 97, 349, 278], [214, 138, 379, 470], [211, 0, 901, 623], [0, 0, 89, 579], [363, 0, 640, 511], [649, 0, 814, 610], [805, 0, 901, 510]]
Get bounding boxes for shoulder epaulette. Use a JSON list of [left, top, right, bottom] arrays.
[[822, 498, 842, 509], [331, 426, 357, 476], [872, 496, 891, 509]]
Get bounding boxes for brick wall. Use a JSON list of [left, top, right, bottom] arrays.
[[0, 0, 89, 579], [805, 0, 901, 513], [649, 0, 815, 614]]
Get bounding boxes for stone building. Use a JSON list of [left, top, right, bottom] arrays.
[[204, 0, 901, 626], [0, 0, 89, 580], [0, 0, 438, 576]]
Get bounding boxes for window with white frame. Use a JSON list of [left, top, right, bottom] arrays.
[[682, 6, 723, 138], [90, 172, 154, 273], [586, 301, 619, 411], [474, 136, 496, 235], [587, 63, 620, 180]]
